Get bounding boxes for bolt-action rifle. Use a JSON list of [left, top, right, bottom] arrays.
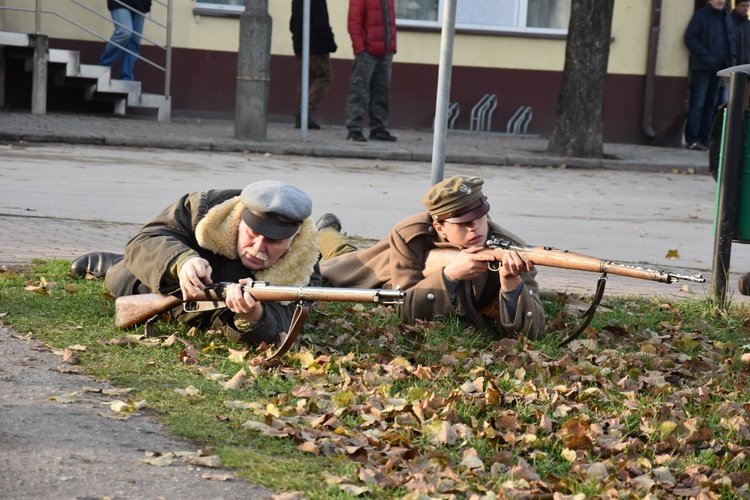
[[114, 281, 405, 362], [424, 238, 706, 346]]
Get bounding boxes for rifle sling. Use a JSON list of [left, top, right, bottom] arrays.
[[457, 281, 487, 330], [557, 274, 607, 348], [264, 303, 309, 364]]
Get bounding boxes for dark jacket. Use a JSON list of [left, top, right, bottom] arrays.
[[321, 213, 545, 339], [107, 0, 151, 13], [114, 189, 321, 346], [348, 0, 397, 56], [685, 4, 735, 72], [732, 10, 750, 65], [290, 0, 337, 55]]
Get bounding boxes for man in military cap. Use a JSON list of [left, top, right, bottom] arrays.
[[317, 175, 546, 339], [70, 180, 321, 345]]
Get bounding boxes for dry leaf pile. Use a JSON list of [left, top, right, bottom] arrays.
[[105, 301, 750, 498]]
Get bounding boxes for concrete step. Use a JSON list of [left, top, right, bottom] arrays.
[[1, 30, 170, 122], [0, 31, 31, 47]]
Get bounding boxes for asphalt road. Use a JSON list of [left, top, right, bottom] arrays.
[[1, 142, 747, 300]]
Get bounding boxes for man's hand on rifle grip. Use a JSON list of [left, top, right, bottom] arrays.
[[443, 246, 496, 282], [179, 257, 214, 299], [226, 278, 263, 322]]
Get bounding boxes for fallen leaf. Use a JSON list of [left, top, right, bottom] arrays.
[[201, 472, 234, 481], [175, 385, 201, 397], [142, 454, 174, 467], [188, 455, 221, 468], [338, 484, 371, 496], [221, 369, 246, 390], [48, 391, 77, 403]]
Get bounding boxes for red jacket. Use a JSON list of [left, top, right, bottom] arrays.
[[348, 0, 397, 56]]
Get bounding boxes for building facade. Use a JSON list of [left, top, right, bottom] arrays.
[[1, 0, 694, 146]]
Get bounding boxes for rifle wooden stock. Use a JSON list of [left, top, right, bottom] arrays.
[[423, 238, 705, 285], [114, 282, 406, 329]]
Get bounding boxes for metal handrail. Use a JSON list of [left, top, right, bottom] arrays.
[[0, 0, 171, 96]]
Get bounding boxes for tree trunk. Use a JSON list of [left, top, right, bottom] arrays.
[[547, 0, 615, 158]]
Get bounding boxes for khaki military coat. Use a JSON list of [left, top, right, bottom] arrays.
[[321, 212, 545, 339]]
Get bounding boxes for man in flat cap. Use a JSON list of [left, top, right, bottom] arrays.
[[317, 175, 545, 339], [70, 181, 321, 345]]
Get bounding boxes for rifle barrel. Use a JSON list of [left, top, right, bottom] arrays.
[[487, 238, 705, 284], [242, 283, 405, 303]]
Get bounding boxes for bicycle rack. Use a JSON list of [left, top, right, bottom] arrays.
[[470, 94, 497, 132], [447, 102, 460, 130], [506, 105, 533, 135]]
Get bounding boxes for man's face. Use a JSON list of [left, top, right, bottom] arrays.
[[737, 1, 750, 16], [433, 215, 488, 248], [236, 221, 295, 270], [709, 0, 726, 10]]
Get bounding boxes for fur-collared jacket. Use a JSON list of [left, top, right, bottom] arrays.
[[320, 212, 545, 339], [122, 189, 321, 345]]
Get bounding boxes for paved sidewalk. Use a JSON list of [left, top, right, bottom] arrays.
[[0, 110, 709, 173]]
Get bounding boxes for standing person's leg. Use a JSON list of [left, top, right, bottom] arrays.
[[99, 8, 134, 73], [368, 53, 395, 141], [699, 74, 722, 146], [118, 10, 146, 81], [308, 53, 333, 112], [685, 71, 710, 147], [345, 52, 376, 140], [295, 56, 303, 113]]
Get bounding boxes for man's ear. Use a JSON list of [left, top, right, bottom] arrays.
[[433, 220, 446, 239]]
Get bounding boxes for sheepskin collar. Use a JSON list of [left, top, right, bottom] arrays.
[[194, 196, 320, 287]]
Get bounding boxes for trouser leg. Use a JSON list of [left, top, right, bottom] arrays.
[[319, 228, 358, 260], [105, 260, 152, 297], [699, 74, 721, 144], [368, 53, 393, 132], [118, 10, 145, 80], [99, 8, 133, 70], [308, 54, 333, 112], [345, 52, 376, 132], [685, 71, 710, 145]]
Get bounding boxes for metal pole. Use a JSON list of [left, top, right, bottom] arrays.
[[300, 0, 310, 142], [165, 0, 173, 101], [430, 0, 458, 186], [35, 0, 42, 34], [712, 68, 748, 305]]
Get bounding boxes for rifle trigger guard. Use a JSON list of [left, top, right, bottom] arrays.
[[488, 261, 501, 272], [557, 273, 608, 348]]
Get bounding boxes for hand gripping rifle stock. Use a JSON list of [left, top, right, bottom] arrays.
[[114, 282, 405, 363], [423, 238, 705, 347]]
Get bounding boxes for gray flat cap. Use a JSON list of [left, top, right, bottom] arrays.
[[240, 180, 312, 239]]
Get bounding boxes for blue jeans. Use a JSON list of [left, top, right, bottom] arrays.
[[685, 70, 721, 145], [98, 8, 146, 81]]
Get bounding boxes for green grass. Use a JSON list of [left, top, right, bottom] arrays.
[[3, 259, 750, 498]]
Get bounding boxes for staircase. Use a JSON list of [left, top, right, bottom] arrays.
[[1, 30, 170, 122]]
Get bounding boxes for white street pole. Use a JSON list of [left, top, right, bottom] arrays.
[[430, 0, 458, 186], [301, 0, 311, 141]]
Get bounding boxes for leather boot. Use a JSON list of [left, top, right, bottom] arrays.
[[739, 273, 750, 296], [70, 252, 124, 279]]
